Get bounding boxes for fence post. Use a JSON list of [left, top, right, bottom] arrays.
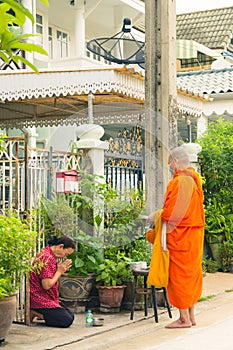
[[47, 146, 53, 200], [75, 124, 109, 236], [24, 132, 29, 213], [181, 142, 202, 173]]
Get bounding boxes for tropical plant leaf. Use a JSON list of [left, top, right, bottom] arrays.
[[10, 41, 48, 55], [40, 0, 49, 5], [0, 50, 9, 62], [11, 54, 40, 73], [2, 0, 34, 23]]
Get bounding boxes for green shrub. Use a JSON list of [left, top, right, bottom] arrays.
[[0, 213, 36, 297], [197, 119, 233, 244], [219, 240, 233, 272], [202, 257, 218, 273]]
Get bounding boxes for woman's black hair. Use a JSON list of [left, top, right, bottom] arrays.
[[47, 235, 75, 249]]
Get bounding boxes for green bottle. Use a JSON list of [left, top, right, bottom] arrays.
[[86, 309, 94, 327]]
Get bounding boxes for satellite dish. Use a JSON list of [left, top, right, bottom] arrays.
[[136, 50, 145, 69], [86, 18, 145, 65]]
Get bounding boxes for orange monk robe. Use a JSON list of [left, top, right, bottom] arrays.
[[162, 167, 205, 309]]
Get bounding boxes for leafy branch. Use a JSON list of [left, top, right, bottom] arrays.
[[0, 0, 49, 73]]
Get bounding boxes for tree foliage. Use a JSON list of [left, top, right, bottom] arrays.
[[0, 0, 48, 73], [197, 118, 233, 241], [0, 213, 36, 297]]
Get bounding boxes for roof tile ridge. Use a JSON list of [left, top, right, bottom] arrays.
[[177, 6, 233, 17], [177, 66, 233, 77]]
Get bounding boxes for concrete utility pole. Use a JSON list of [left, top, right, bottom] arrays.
[[144, 0, 177, 213]]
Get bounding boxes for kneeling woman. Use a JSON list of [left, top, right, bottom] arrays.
[[30, 235, 75, 327]]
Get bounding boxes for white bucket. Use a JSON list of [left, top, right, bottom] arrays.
[[130, 261, 147, 271]]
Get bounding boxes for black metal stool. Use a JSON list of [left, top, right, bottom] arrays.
[[130, 268, 172, 323]]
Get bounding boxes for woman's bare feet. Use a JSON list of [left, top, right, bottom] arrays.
[[165, 318, 192, 329], [29, 310, 44, 326]]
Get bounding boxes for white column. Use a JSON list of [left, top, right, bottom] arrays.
[[27, 127, 38, 158], [21, 0, 34, 33], [76, 124, 109, 176], [88, 93, 94, 124], [73, 1, 85, 58], [21, 0, 35, 63], [181, 143, 202, 172], [197, 114, 208, 137], [27, 127, 37, 148], [76, 124, 109, 236]]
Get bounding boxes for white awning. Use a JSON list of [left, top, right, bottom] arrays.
[[0, 67, 145, 103], [176, 40, 222, 60], [1, 65, 232, 130], [203, 94, 233, 117], [177, 94, 203, 117]]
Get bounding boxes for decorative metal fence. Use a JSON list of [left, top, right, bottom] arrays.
[[0, 135, 82, 213], [0, 134, 82, 323]]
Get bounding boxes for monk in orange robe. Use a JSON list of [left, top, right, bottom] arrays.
[[148, 146, 205, 328]]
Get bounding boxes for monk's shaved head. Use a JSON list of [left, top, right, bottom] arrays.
[[170, 146, 190, 169]]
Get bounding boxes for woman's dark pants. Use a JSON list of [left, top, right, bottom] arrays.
[[32, 302, 74, 328]]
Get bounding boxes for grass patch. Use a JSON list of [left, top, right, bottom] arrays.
[[198, 294, 215, 302], [225, 289, 233, 293]]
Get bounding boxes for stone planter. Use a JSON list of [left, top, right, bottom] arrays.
[[208, 241, 222, 269], [122, 280, 144, 311], [59, 274, 95, 301], [0, 294, 16, 344], [230, 263, 233, 274]]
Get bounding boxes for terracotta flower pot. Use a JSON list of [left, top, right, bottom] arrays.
[[96, 285, 126, 309]]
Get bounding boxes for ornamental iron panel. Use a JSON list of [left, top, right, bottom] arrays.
[[104, 123, 144, 193]]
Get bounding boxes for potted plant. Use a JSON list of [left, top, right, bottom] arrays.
[[94, 186, 147, 312], [40, 176, 105, 304], [0, 213, 36, 343], [219, 240, 233, 273], [204, 199, 233, 268], [95, 248, 131, 312]]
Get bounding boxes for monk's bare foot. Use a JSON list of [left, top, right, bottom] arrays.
[[190, 319, 196, 326], [165, 318, 192, 329]]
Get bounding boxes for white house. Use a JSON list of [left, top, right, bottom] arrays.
[[0, 1, 233, 150], [1, 0, 147, 150]]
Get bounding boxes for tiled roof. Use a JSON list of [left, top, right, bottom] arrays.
[[177, 67, 233, 97], [134, 6, 233, 53], [176, 7, 233, 50]]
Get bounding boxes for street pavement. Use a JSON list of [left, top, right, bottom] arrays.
[[2, 272, 233, 350]]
